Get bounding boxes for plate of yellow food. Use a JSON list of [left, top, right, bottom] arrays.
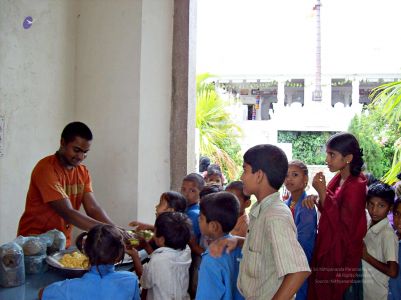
[[46, 248, 89, 278]]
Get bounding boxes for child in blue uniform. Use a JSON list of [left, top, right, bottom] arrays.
[[284, 160, 317, 300], [128, 191, 187, 254], [389, 199, 401, 300], [181, 173, 206, 298], [40, 224, 140, 300], [196, 191, 244, 300]]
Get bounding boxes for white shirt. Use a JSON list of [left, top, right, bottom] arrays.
[[140, 245, 191, 300], [363, 218, 399, 300]]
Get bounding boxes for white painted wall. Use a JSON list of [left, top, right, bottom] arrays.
[[0, 0, 78, 243], [74, 0, 143, 232], [137, 0, 173, 224], [75, 0, 173, 228], [0, 0, 175, 244]]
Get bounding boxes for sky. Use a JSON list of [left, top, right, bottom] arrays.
[[196, 0, 401, 76]]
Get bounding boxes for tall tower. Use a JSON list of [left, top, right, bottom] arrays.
[[313, 0, 322, 101]]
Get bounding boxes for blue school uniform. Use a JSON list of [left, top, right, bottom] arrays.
[[388, 240, 401, 300], [186, 203, 201, 243], [196, 235, 244, 300], [285, 191, 317, 300], [42, 265, 140, 300]]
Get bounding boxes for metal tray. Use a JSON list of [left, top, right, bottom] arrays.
[[46, 249, 88, 278], [46, 249, 134, 278]]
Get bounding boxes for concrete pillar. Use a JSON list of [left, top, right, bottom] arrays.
[[170, 0, 197, 190]]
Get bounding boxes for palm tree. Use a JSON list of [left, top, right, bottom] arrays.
[[370, 81, 401, 183], [196, 73, 242, 181]]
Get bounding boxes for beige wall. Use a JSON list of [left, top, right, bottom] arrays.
[[0, 0, 177, 244], [0, 0, 78, 243]]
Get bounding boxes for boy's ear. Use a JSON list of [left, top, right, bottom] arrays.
[[210, 221, 222, 233], [256, 169, 265, 184], [244, 199, 251, 208]]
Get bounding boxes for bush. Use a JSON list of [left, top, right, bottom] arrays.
[[349, 106, 397, 178], [278, 131, 336, 165]]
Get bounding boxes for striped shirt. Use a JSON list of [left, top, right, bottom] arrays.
[[231, 213, 249, 237], [238, 192, 310, 299]]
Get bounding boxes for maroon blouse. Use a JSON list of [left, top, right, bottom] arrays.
[[308, 173, 367, 299]]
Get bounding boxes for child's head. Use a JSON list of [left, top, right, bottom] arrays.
[[181, 173, 205, 205], [76, 224, 125, 267], [393, 199, 401, 236], [225, 181, 251, 215], [199, 191, 240, 237], [284, 160, 309, 195], [200, 184, 224, 199], [365, 172, 378, 186], [199, 156, 211, 173], [205, 164, 224, 187], [155, 191, 187, 216], [325, 132, 364, 176], [366, 181, 395, 225], [241, 144, 288, 194], [154, 212, 191, 250]]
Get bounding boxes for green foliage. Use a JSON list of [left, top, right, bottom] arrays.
[[196, 73, 243, 181], [278, 131, 335, 164], [369, 81, 401, 183], [348, 107, 396, 178]]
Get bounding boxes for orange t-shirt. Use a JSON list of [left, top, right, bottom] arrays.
[[17, 154, 93, 247]]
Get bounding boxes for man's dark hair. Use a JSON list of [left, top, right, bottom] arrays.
[[200, 192, 239, 233], [243, 144, 288, 190], [154, 212, 191, 250], [61, 122, 93, 143], [183, 173, 206, 191], [225, 181, 251, 201], [367, 181, 395, 206]]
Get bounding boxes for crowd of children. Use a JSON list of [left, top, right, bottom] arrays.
[[39, 131, 401, 300]]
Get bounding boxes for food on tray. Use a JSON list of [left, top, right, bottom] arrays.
[[126, 229, 153, 247], [59, 251, 89, 269], [137, 230, 153, 241]]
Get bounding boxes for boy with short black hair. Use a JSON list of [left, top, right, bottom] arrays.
[[212, 144, 310, 299], [181, 173, 205, 245], [225, 181, 251, 237], [180, 173, 206, 298], [362, 182, 399, 300], [238, 144, 310, 299], [196, 191, 244, 300], [128, 212, 192, 300]]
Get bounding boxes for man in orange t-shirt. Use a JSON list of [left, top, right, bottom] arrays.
[[18, 122, 116, 247]]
